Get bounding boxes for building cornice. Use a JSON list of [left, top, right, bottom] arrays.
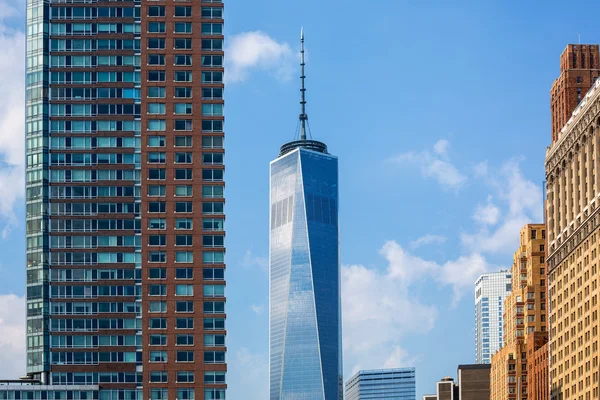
[[545, 78, 600, 177]]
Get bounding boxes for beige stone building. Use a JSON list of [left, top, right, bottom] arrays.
[[490, 224, 547, 400], [545, 47, 600, 400]]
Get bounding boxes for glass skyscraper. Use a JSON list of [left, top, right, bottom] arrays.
[[345, 368, 416, 400], [475, 271, 512, 364], [22, 0, 226, 397], [269, 31, 342, 400]]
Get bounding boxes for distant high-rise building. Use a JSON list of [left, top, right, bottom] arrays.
[[269, 30, 343, 400], [490, 224, 548, 400], [475, 271, 512, 364], [345, 368, 416, 400], [550, 44, 600, 143], [19, 0, 227, 397], [423, 365, 490, 400], [546, 44, 600, 400]]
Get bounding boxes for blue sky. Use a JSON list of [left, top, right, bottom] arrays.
[[0, 0, 599, 397]]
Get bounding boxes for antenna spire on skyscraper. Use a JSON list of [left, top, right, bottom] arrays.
[[299, 27, 308, 140]]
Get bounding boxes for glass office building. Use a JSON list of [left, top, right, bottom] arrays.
[[345, 368, 416, 400], [269, 139, 342, 400], [475, 271, 512, 364], [24, 0, 226, 397]]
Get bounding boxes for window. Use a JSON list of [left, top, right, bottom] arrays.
[[148, 6, 165, 16], [204, 285, 225, 297], [148, 120, 166, 131], [176, 235, 193, 246], [174, 103, 193, 115], [202, 121, 223, 133], [173, 120, 192, 131], [149, 268, 166, 279], [147, 38, 165, 49], [176, 334, 194, 346], [203, 153, 223, 165], [175, 136, 193, 147], [174, 39, 192, 50], [148, 251, 166, 263], [531, 230, 537, 239], [148, 87, 165, 98], [202, 71, 223, 83], [202, 169, 224, 181], [202, 136, 223, 148], [204, 334, 225, 347], [176, 268, 193, 279], [148, 70, 165, 82], [174, 87, 192, 98], [175, 251, 194, 263], [202, 23, 223, 35], [202, 202, 224, 215], [148, 136, 166, 147], [148, 201, 166, 213], [149, 218, 166, 230], [149, 318, 167, 329], [203, 218, 224, 231], [202, 39, 223, 51], [203, 301, 225, 314], [203, 351, 225, 364], [149, 284, 167, 296], [203, 318, 225, 330], [202, 104, 223, 116], [176, 301, 194, 313], [204, 372, 226, 384], [148, 54, 165, 66], [174, 6, 192, 17], [177, 371, 194, 383], [174, 22, 192, 34], [577, 76, 582, 83], [177, 390, 193, 400], [202, 186, 224, 198], [148, 185, 166, 197], [175, 169, 193, 180], [203, 268, 224, 281], [174, 71, 192, 82], [148, 169, 166, 180], [175, 185, 193, 197], [176, 218, 193, 230], [176, 284, 193, 296], [202, 88, 223, 100], [176, 318, 194, 329], [176, 351, 194, 362], [149, 351, 167, 362], [150, 372, 167, 383], [149, 301, 167, 313], [202, 55, 223, 67], [203, 235, 224, 247], [148, 22, 165, 33], [205, 389, 225, 400], [148, 152, 166, 163], [174, 55, 192, 66], [201, 7, 223, 19], [540, 244, 545, 252], [150, 334, 167, 346]]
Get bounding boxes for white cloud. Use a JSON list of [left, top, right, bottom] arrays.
[[250, 304, 265, 315], [473, 197, 501, 226], [433, 139, 450, 157], [0, 294, 26, 378], [383, 346, 418, 369], [225, 31, 295, 83], [342, 241, 491, 373], [227, 348, 268, 399], [390, 140, 467, 190], [409, 234, 446, 249], [0, 21, 25, 234], [241, 249, 268, 271], [462, 159, 543, 254], [473, 160, 489, 178]]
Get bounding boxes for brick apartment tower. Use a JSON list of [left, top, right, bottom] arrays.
[[24, 0, 226, 397], [546, 44, 600, 400], [490, 224, 547, 400], [550, 44, 600, 143]]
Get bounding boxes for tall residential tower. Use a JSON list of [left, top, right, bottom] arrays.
[[475, 271, 512, 364], [546, 44, 600, 400], [23, 0, 226, 397], [269, 31, 343, 400]]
